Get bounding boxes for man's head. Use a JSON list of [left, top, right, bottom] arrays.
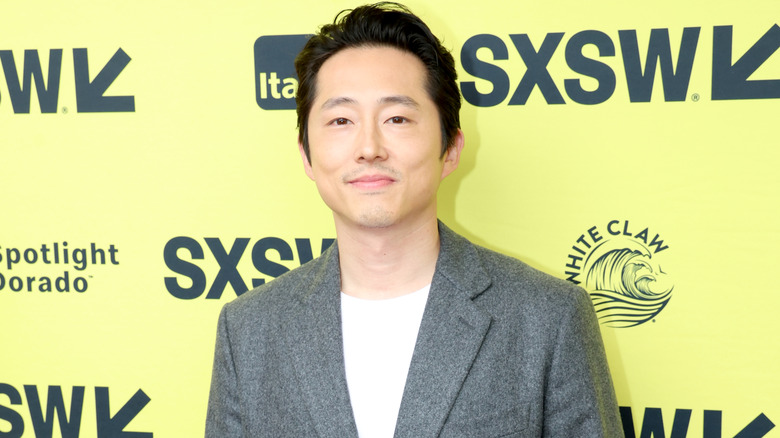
[[294, 2, 461, 162]]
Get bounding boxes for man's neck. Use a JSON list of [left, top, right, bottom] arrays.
[[335, 218, 440, 300]]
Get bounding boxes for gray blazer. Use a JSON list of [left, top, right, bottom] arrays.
[[206, 222, 624, 437]]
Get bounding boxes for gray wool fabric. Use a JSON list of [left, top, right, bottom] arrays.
[[206, 221, 624, 437]]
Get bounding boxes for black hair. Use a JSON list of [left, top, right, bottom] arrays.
[[294, 2, 461, 161]]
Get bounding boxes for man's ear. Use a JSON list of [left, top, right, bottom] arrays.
[[440, 129, 464, 180], [299, 142, 315, 181]]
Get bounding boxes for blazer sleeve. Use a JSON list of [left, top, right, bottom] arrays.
[[205, 305, 244, 437], [543, 288, 625, 437]]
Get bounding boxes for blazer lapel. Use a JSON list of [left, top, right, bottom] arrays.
[[393, 222, 494, 438], [283, 244, 359, 438]]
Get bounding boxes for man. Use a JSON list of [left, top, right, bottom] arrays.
[[206, 3, 623, 437]]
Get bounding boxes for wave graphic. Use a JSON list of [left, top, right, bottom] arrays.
[[585, 244, 673, 328]]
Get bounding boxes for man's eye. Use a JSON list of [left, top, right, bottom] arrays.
[[388, 116, 408, 124], [329, 118, 351, 126]]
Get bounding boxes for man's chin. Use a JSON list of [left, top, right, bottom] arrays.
[[355, 212, 395, 229]]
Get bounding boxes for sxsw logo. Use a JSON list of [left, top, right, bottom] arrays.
[[0, 48, 135, 113], [254, 35, 309, 110], [460, 24, 780, 106], [253, 24, 779, 109], [621, 406, 775, 438], [0, 383, 151, 437], [163, 236, 334, 299]]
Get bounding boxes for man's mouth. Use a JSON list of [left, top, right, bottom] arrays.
[[347, 174, 396, 189]]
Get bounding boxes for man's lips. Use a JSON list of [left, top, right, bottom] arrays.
[[347, 174, 396, 189]]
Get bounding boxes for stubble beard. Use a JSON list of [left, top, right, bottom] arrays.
[[356, 204, 395, 229]]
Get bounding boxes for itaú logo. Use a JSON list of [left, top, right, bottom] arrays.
[[564, 220, 673, 328], [253, 34, 309, 110]]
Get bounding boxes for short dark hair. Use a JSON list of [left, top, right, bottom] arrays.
[[294, 2, 461, 161]]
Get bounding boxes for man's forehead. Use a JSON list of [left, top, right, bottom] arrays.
[[309, 46, 432, 111], [315, 46, 426, 82]]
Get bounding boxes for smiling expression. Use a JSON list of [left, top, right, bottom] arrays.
[[300, 46, 462, 231]]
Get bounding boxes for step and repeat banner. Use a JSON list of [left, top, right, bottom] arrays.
[[2, 0, 778, 436]]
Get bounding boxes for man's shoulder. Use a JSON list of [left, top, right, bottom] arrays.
[[454, 240, 594, 339], [438, 225, 588, 319], [476, 244, 582, 299], [439, 223, 584, 303]]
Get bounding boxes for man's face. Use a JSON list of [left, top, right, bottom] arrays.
[[301, 46, 463, 231]]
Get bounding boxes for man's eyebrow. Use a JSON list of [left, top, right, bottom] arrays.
[[379, 95, 420, 108], [321, 96, 358, 110], [320, 95, 420, 110]]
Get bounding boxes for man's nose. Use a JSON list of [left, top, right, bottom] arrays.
[[355, 123, 388, 163]]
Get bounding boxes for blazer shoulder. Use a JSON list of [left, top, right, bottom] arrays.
[[472, 243, 590, 314]]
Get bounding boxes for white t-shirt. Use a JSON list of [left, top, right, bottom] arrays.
[[340, 285, 431, 438]]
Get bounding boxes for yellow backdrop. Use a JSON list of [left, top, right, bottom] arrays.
[[2, 1, 778, 436]]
